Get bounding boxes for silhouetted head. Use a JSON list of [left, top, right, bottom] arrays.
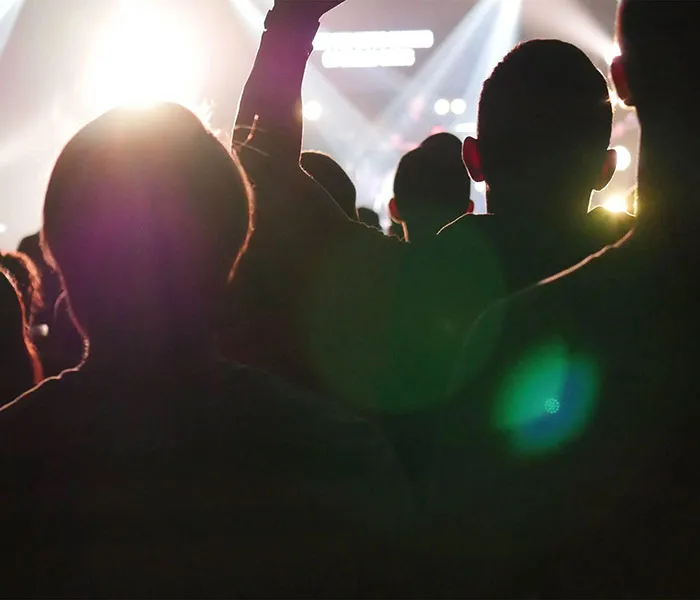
[[357, 207, 381, 230], [0, 269, 42, 404], [41, 103, 254, 357], [463, 40, 615, 221], [612, 0, 700, 225], [301, 151, 357, 220], [613, 0, 699, 121], [0, 251, 43, 323], [391, 133, 473, 242]]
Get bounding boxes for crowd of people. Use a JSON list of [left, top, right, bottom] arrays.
[[1, 0, 698, 596]]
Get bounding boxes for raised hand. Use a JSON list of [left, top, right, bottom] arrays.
[[273, 0, 346, 20]]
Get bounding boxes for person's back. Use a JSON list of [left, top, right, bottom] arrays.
[[0, 269, 42, 406], [441, 39, 624, 295], [0, 103, 412, 596], [432, 3, 700, 596]]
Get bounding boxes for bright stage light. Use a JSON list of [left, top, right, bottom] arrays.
[[606, 41, 621, 66], [303, 101, 323, 122], [434, 99, 450, 116], [455, 122, 477, 134], [84, 2, 203, 115], [614, 145, 632, 172], [451, 99, 467, 115], [602, 195, 627, 213], [322, 48, 416, 69], [313, 30, 435, 52]]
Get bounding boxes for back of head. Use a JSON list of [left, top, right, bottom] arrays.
[[0, 269, 41, 403], [42, 103, 253, 343], [617, 0, 700, 113], [0, 251, 43, 323], [357, 207, 381, 230], [301, 151, 357, 219], [478, 40, 612, 212], [393, 133, 471, 238]]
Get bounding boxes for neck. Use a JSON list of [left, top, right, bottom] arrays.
[[485, 187, 589, 227]]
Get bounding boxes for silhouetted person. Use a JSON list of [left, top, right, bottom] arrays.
[[0, 269, 42, 407], [357, 206, 381, 229], [433, 4, 700, 596], [301, 150, 358, 219], [440, 39, 628, 294], [0, 251, 43, 325], [0, 103, 411, 597], [227, 0, 408, 412], [390, 133, 473, 243]]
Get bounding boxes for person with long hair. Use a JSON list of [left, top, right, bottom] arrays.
[[0, 268, 43, 407]]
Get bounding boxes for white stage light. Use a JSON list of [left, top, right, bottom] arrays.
[[84, 2, 202, 115], [451, 99, 467, 115], [313, 30, 434, 52], [454, 122, 477, 134], [322, 48, 416, 69], [434, 99, 450, 116], [614, 145, 632, 172], [303, 101, 323, 121]]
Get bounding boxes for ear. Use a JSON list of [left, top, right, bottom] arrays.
[[595, 148, 618, 191], [389, 197, 402, 222], [467, 199, 475, 214], [462, 136, 485, 182], [611, 55, 634, 107]]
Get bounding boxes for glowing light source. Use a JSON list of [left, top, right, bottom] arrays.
[[322, 48, 416, 69], [84, 2, 203, 114], [450, 99, 467, 115], [313, 30, 434, 52], [434, 99, 450, 116], [603, 195, 628, 213], [613, 145, 632, 172], [303, 101, 323, 122], [455, 122, 477, 134], [606, 41, 621, 65]]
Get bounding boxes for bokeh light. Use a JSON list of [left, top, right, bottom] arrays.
[[613, 145, 632, 172], [303, 100, 324, 122], [493, 339, 599, 457], [434, 99, 450, 116], [84, 1, 203, 114], [450, 99, 467, 115]]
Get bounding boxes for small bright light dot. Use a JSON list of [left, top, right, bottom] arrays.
[[0, 223, 7, 234], [544, 398, 561, 414], [603, 195, 628, 213], [434, 99, 450, 116], [606, 41, 621, 65], [614, 145, 632, 172], [450, 99, 467, 115], [303, 100, 323, 121], [474, 181, 486, 194]]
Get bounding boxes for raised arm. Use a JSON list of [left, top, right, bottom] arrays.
[[233, 1, 345, 164]]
